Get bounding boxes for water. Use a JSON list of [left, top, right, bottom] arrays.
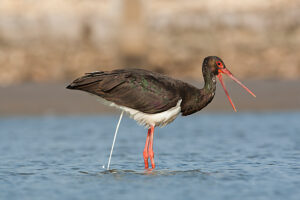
[[0, 112, 299, 200]]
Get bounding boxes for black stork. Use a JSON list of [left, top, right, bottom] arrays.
[[66, 56, 255, 169]]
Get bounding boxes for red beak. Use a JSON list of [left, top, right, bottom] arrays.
[[217, 68, 256, 112]]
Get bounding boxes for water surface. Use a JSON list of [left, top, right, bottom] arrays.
[[0, 113, 299, 200]]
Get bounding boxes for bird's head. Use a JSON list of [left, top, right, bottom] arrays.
[[204, 56, 256, 112]]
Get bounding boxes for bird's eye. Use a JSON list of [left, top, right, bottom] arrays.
[[216, 61, 224, 69]]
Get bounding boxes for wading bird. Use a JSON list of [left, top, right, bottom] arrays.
[[66, 56, 255, 169]]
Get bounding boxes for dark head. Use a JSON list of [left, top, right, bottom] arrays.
[[203, 56, 256, 112]]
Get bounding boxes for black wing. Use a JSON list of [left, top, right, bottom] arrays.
[[67, 69, 182, 114]]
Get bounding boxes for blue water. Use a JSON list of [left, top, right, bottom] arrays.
[[0, 113, 299, 200]]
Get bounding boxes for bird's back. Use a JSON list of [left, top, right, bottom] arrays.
[[67, 69, 183, 114]]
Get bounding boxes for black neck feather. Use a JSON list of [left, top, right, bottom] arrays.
[[180, 64, 217, 116]]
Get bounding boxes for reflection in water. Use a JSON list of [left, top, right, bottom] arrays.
[[79, 168, 210, 177]]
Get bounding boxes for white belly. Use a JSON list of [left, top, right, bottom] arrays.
[[98, 98, 182, 128]]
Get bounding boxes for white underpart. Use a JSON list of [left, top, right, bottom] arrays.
[[97, 98, 182, 128]]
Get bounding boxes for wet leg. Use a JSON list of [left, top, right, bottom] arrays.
[[149, 125, 155, 169], [143, 128, 151, 169]]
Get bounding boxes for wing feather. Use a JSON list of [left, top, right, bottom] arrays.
[[67, 69, 182, 114]]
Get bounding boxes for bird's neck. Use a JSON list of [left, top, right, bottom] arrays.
[[179, 70, 217, 116], [203, 71, 217, 96], [198, 69, 217, 109]]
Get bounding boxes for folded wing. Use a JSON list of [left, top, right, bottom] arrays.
[[67, 69, 182, 114]]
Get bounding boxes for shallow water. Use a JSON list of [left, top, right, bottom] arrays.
[[0, 113, 300, 200]]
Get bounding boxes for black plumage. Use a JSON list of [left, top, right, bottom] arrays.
[[66, 57, 222, 116], [66, 57, 217, 116]]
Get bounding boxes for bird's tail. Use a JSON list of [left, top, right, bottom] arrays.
[[66, 71, 105, 90]]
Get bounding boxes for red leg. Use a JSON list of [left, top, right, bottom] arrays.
[[149, 125, 155, 169], [143, 128, 151, 169]]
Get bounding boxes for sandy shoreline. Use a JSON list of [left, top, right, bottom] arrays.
[[0, 80, 299, 116]]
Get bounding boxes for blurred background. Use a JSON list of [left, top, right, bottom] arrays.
[[0, 0, 300, 115]]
